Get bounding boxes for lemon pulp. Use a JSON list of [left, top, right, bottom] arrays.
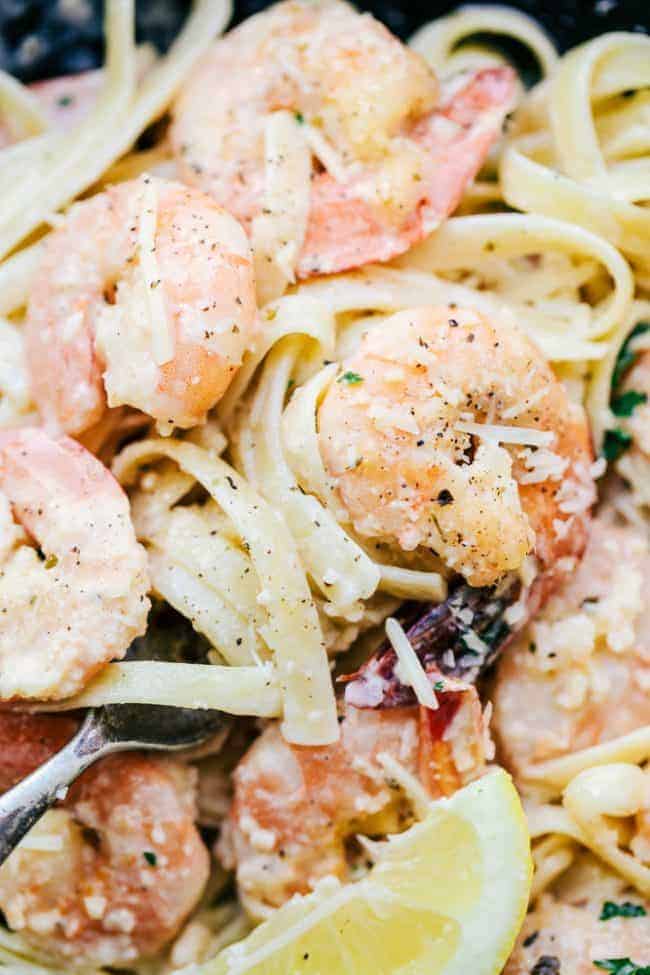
[[200, 768, 532, 975]]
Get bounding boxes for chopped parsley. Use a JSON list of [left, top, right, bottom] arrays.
[[57, 94, 74, 108], [433, 680, 445, 691], [593, 960, 650, 975], [458, 635, 479, 657], [599, 901, 647, 921], [602, 427, 633, 462], [602, 321, 650, 463], [143, 851, 157, 867], [294, 111, 305, 124], [337, 371, 363, 385], [611, 322, 650, 389], [611, 390, 647, 417]]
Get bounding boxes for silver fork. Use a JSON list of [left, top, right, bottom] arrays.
[[0, 702, 225, 865]]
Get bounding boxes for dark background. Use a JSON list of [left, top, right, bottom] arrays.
[[0, 0, 647, 83]]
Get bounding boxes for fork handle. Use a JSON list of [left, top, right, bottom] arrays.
[[0, 710, 115, 866]]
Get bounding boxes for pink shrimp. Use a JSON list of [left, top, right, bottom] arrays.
[[170, 0, 516, 278], [505, 856, 650, 974], [0, 68, 103, 147], [0, 427, 149, 701], [318, 306, 595, 594], [493, 514, 650, 782], [0, 713, 209, 968], [0, 47, 157, 147], [220, 680, 488, 916], [25, 174, 257, 437]]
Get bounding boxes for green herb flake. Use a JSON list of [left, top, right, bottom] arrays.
[[611, 390, 647, 417], [44, 554, 58, 570], [612, 321, 650, 390], [337, 371, 363, 385], [294, 111, 305, 124], [458, 635, 479, 657], [433, 681, 444, 692], [599, 901, 647, 921], [57, 94, 74, 108], [602, 427, 633, 462], [143, 851, 157, 867], [593, 959, 650, 975], [286, 378, 295, 392]]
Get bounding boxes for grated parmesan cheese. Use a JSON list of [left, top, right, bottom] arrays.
[[83, 895, 107, 920], [459, 628, 490, 658], [137, 176, 174, 366], [386, 617, 438, 710], [252, 111, 312, 304], [518, 446, 569, 484], [455, 419, 555, 447], [304, 124, 355, 186]]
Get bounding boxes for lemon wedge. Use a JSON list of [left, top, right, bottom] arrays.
[[198, 768, 531, 975]]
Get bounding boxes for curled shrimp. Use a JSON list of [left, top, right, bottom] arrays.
[[0, 713, 209, 968], [505, 854, 650, 974], [492, 514, 650, 782], [318, 305, 595, 596], [0, 426, 149, 700], [170, 0, 516, 279], [25, 174, 257, 437], [220, 682, 488, 916]]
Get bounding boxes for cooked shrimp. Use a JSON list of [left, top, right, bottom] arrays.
[[0, 427, 149, 700], [0, 46, 157, 147], [0, 712, 79, 793], [493, 515, 650, 782], [220, 683, 488, 916], [0, 713, 209, 967], [318, 305, 595, 594], [26, 174, 257, 437], [505, 854, 650, 974], [0, 68, 103, 147], [170, 0, 516, 278]]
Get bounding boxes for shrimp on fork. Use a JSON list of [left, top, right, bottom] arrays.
[[25, 174, 257, 438], [0, 713, 209, 968], [0, 426, 149, 701], [170, 0, 516, 283]]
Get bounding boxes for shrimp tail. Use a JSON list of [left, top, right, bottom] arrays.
[[343, 576, 521, 709]]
